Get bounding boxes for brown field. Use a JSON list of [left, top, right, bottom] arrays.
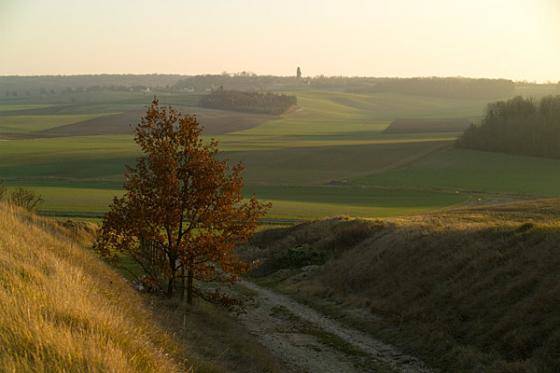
[[37, 107, 274, 137], [384, 118, 471, 133]]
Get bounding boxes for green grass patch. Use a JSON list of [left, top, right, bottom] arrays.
[[0, 104, 52, 112], [248, 185, 467, 219], [8, 186, 121, 213], [354, 147, 560, 197]]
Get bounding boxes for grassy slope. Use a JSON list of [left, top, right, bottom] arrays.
[[245, 199, 560, 372], [0, 203, 184, 372]]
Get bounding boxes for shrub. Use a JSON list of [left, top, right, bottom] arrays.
[[9, 188, 43, 211], [0, 180, 6, 201]]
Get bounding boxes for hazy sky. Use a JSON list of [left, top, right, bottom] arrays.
[[1, 0, 559, 81]]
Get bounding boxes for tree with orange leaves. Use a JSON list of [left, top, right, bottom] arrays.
[[96, 98, 270, 303]]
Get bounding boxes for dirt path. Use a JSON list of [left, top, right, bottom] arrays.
[[239, 281, 432, 373]]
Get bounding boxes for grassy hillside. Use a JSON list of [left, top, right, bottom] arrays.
[[0, 203, 184, 372], [244, 200, 560, 372]]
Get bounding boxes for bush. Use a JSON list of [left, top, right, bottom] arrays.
[[9, 188, 43, 211], [0, 180, 6, 201]]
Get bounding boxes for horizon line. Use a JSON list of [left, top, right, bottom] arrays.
[[0, 73, 557, 84]]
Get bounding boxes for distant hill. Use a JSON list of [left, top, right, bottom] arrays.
[[243, 199, 560, 372], [384, 118, 472, 133], [0, 204, 184, 372]]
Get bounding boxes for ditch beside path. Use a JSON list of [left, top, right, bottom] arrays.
[[239, 281, 433, 373]]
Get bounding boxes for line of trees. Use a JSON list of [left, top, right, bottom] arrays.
[[177, 75, 518, 99], [366, 77, 515, 99], [0, 74, 182, 94], [199, 89, 297, 115], [4, 74, 557, 100], [457, 95, 560, 158]]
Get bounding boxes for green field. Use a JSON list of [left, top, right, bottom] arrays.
[[353, 147, 560, 196], [1, 88, 558, 220]]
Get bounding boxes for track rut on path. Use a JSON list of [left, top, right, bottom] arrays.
[[239, 281, 433, 373]]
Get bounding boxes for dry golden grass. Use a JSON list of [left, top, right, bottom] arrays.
[[149, 297, 284, 373], [0, 203, 185, 372]]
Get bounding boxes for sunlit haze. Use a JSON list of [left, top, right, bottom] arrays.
[[1, 0, 559, 81]]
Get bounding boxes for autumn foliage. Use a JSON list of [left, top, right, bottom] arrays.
[[96, 98, 269, 302]]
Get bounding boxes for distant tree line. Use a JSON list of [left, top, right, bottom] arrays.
[[370, 77, 515, 99], [199, 89, 297, 115], [310, 77, 516, 99], [2, 74, 558, 101], [173, 73, 303, 92], [177, 75, 518, 99], [0, 74, 182, 98], [457, 95, 560, 158]]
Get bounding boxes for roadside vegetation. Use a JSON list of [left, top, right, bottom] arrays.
[[243, 200, 560, 372], [0, 180, 43, 211], [0, 203, 184, 372]]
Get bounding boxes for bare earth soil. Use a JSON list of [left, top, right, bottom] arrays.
[[239, 281, 432, 373], [37, 107, 274, 137]]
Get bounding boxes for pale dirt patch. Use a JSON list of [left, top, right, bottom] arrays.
[[239, 281, 432, 373]]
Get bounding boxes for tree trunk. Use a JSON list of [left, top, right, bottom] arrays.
[[166, 277, 174, 298], [180, 266, 185, 301], [166, 249, 177, 298], [187, 269, 194, 305]]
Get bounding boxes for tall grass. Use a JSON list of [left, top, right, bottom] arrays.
[[246, 199, 560, 372], [0, 203, 184, 372]]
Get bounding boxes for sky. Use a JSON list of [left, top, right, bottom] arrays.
[[1, 0, 559, 81]]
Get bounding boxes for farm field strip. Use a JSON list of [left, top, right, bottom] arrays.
[[0, 104, 53, 112], [9, 183, 468, 220], [0, 113, 117, 134], [352, 148, 560, 197]]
